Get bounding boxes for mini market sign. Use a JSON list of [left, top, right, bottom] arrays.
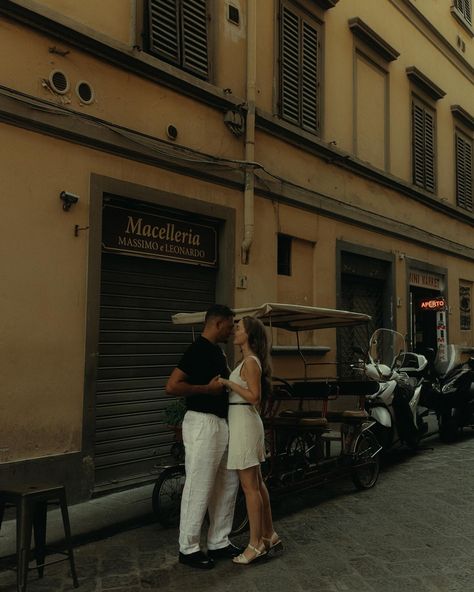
[[102, 205, 218, 267]]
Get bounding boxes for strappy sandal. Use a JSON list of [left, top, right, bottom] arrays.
[[262, 532, 283, 552], [232, 544, 267, 565]]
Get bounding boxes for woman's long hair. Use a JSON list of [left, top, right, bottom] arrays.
[[242, 316, 272, 405]]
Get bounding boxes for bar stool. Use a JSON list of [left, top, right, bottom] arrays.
[[0, 484, 79, 591]]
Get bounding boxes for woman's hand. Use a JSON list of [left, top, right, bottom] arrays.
[[217, 377, 230, 388]]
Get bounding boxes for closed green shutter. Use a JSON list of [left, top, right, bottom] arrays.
[[456, 133, 473, 211], [280, 2, 320, 134], [147, 0, 209, 80], [412, 98, 436, 193]]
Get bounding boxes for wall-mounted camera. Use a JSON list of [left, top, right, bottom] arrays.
[[60, 191, 80, 211]]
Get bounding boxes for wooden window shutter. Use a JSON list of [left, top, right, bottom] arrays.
[[456, 133, 473, 211], [412, 99, 436, 193], [148, 0, 180, 66], [281, 5, 301, 126], [455, 0, 472, 23], [147, 0, 209, 79], [280, 3, 320, 134], [301, 21, 320, 133], [181, 0, 209, 79], [424, 109, 436, 192]]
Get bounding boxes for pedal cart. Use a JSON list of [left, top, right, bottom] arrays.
[[152, 303, 382, 533]]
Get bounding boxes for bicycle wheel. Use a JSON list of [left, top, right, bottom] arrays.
[[152, 465, 185, 528], [351, 430, 380, 490]]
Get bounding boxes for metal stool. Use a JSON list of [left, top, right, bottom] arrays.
[[0, 485, 79, 591]]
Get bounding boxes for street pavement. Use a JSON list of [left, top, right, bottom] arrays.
[[1, 430, 474, 592]]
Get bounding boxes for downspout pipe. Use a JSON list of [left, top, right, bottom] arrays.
[[241, 0, 257, 264]]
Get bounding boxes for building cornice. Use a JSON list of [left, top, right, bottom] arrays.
[[1, 86, 474, 262], [451, 104, 474, 131], [406, 66, 446, 101], [389, 0, 474, 83], [255, 108, 472, 225], [348, 17, 400, 62]]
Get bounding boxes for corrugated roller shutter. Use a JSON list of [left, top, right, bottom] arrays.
[[95, 252, 216, 487]]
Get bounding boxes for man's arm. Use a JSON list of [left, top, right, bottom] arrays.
[[166, 368, 223, 397]]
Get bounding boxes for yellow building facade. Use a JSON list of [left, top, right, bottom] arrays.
[[0, 0, 473, 497]]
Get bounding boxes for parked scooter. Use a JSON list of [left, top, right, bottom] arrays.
[[421, 345, 474, 443], [354, 328, 429, 450]]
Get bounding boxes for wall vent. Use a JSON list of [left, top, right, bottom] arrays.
[[49, 70, 69, 94], [76, 81, 94, 104]]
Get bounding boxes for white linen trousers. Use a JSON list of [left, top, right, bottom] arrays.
[[179, 410, 239, 554]]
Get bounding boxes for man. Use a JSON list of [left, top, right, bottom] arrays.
[[166, 304, 241, 569]]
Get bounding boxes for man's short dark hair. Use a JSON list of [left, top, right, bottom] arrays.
[[205, 304, 234, 323]]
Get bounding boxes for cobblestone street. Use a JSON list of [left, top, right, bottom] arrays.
[[1, 432, 474, 592]]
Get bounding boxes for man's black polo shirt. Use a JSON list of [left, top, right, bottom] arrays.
[[177, 336, 230, 418]]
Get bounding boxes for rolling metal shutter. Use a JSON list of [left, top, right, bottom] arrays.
[[94, 252, 216, 487]]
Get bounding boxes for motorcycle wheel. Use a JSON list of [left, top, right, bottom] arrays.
[[439, 412, 459, 443], [152, 465, 185, 528], [351, 430, 380, 490]]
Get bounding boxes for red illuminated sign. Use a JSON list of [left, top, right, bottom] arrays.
[[419, 298, 446, 311]]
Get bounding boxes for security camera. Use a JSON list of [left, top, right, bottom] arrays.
[[60, 191, 80, 211]]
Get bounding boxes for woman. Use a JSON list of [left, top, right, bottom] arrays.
[[218, 316, 281, 565]]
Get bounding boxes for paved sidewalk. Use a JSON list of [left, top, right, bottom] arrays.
[[1, 430, 474, 592]]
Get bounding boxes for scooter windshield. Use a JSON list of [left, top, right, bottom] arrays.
[[369, 329, 406, 371], [434, 344, 469, 376]]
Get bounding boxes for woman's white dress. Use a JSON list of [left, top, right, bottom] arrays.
[[227, 356, 266, 470]]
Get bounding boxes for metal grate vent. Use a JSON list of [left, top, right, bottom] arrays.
[[76, 81, 94, 104], [49, 70, 69, 94]]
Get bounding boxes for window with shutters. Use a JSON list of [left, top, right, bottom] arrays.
[[279, 2, 321, 135], [146, 0, 209, 80], [412, 97, 436, 193], [454, 0, 472, 26], [455, 131, 473, 211]]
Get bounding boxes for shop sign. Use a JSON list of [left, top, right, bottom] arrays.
[[419, 297, 446, 311], [409, 270, 444, 290], [102, 205, 218, 267]]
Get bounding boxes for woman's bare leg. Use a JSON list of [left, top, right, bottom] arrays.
[[238, 466, 264, 558], [257, 467, 274, 538]]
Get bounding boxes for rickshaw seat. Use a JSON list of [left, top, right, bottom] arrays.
[[299, 417, 328, 427], [289, 381, 333, 398], [342, 410, 369, 421]]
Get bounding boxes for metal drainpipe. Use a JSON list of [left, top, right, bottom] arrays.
[[241, 0, 257, 264]]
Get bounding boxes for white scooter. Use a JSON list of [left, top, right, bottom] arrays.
[[355, 328, 429, 450]]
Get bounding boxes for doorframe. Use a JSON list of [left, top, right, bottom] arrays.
[[82, 174, 236, 488], [336, 240, 395, 329]]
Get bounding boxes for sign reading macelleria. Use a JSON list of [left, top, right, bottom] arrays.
[[102, 205, 218, 267]]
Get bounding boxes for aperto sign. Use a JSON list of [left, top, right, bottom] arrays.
[[102, 205, 218, 267], [419, 298, 446, 311]]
